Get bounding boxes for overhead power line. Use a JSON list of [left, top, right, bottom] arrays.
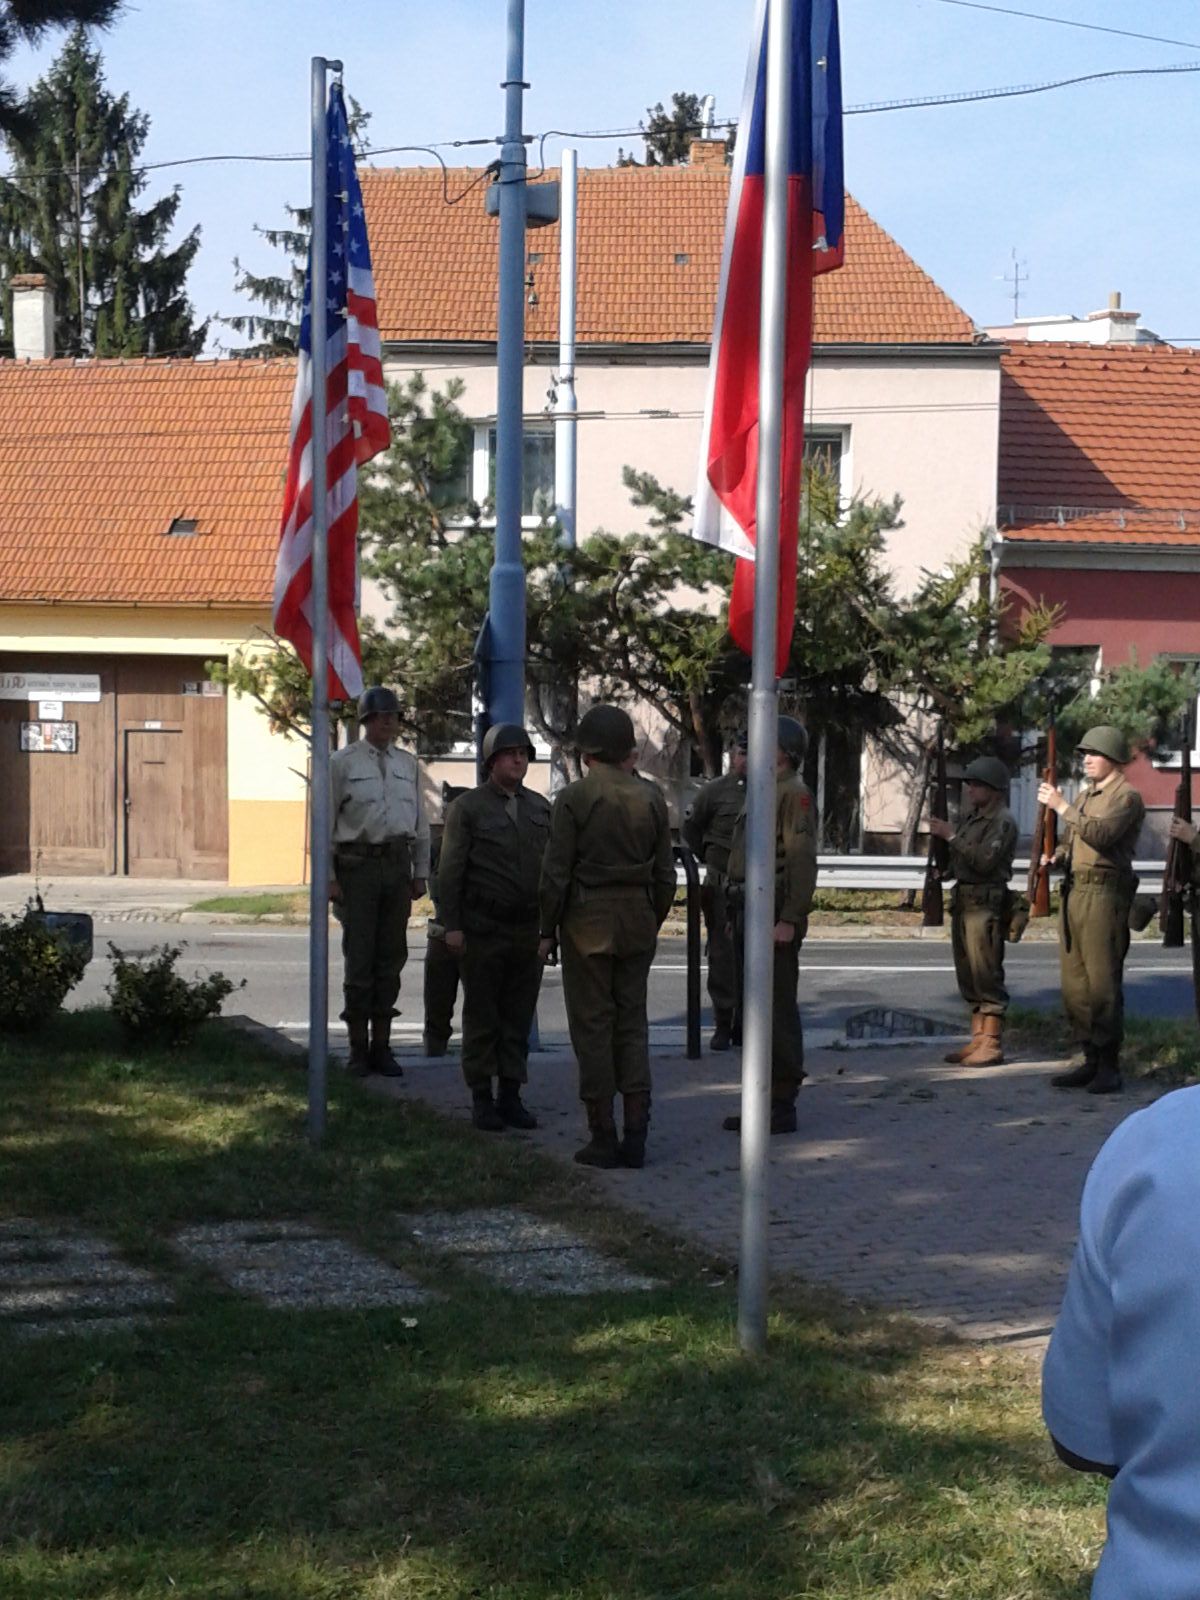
[[927, 0, 1200, 51]]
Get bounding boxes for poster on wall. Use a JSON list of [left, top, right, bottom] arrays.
[[20, 720, 78, 754]]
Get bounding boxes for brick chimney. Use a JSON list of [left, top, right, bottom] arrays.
[[11, 274, 54, 360], [688, 137, 727, 169]]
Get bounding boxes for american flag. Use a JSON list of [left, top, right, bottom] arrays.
[[692, 0, 844, 676], [273, 80, 390, 701]]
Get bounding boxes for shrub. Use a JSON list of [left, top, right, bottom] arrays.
[[107, 942, 244, 1047], [0, 901, 89, 1030]]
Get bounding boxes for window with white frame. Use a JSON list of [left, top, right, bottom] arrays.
[[431, 421, 558, 525], [1152, 656, 1200, 766], [802, 427, 849, 511]]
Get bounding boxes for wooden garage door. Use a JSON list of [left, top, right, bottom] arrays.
[[124, 728, 185, 878]]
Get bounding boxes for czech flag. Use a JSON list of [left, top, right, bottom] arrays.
[[692, 0, 844, 676]]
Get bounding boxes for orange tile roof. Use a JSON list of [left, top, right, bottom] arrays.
[[999, 344, 1200, 547], [361, 164, 978, 347], [0, 357, 294, 605]]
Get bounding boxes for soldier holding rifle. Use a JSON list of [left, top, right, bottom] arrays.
[[1038, 726, 1145, 1095], [930, 756, 1018, 1067], [681, 731, 748, 1051]]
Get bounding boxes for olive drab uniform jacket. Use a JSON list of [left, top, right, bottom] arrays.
[[1058, 773, 1145, 885], [437, 781, 551, 934], [539, 763, 677, 942], [947, 806, 1018, 899], [946, 802, 1018, 1017], [1056, 771, 1146, 1054], [682, 770, 745, 875], [726, 770, 819, 927]]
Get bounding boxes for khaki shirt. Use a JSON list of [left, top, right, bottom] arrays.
[[727, 771, 818, 925], [1060, 771, 1144, 878], [330, 738, 431, 876], [681, 769, 745, 874], [538, 760, 677, 936], [948, 804, 1017, 888], [437, 781, 551, 932]]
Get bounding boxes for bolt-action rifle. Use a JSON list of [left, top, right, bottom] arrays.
[[1160, 713, 1194, 949], [921, 726, 949, 928], [1027, 723, 1058, 918]]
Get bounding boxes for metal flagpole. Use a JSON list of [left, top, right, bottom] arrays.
[[550, 146, 578, 795], [307, 55, 338, 1148], [490, 0, 529, 727], [738, 0, 792, 1356]]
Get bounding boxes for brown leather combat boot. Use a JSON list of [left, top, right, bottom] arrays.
[[963, 1014, 1004, 1067], [944, 1013, 982, 1064]]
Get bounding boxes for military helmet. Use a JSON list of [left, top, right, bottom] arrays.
[[357, 685, 401, 721], [481, 722, 535, 768], [1077, 724, 1130, 764], [777, 715, 809, 768], [576, 703, 636, 762], [962, 755, 1010, 792]]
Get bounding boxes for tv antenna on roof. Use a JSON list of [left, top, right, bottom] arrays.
[[1003, 247, 1029, 318]]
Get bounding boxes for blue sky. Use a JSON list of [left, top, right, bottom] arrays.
[[7, 0, 1200, 346]]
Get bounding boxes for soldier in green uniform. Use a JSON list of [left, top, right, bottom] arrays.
[[722, 716, 818, 1136], [422, 781, 468, 1057], [930, 755, 1018, 1067], [682, 732, 747, 1051], [437, 725, 548, 1131], [1038, 725, 1145, 1094], [330, 687, 430, 1077], [538, 704, 676, 1169]]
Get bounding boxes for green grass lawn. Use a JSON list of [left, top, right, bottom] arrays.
[[1008, 1005, 1200, 1086], [0, 1013, 1105, 1599]]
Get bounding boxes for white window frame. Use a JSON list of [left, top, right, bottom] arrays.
[[803, 425, 850, 509], [461, 420, 557, 528], [1151, 653, 1200, 768]]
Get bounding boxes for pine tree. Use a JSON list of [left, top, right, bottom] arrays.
[[220, 98, 372, 355], [0, 1, 119, 138], [0, 25, 204, 357], [618, 91, 732, 168]]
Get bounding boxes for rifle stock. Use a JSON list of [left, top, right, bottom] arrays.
[[1028, 724, 1057, 918], [921, 728, 948, 928]]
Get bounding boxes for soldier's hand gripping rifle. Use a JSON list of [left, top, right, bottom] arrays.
[[1027, 723, 1058, 918], [1160, 712, 1194, 949], [921, 726, 949, 928]]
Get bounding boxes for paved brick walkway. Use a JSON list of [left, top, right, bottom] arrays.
[[371, 1037, 1152, 1346]]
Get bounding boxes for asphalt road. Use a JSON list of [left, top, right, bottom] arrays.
[[75, 923, 1200, 1044]]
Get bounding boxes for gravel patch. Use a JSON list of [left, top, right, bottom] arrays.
[[172, 1220, 430, 1310], [400, 1207, 660, 1296]]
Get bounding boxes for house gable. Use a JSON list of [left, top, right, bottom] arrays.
[[361, 164, 979, 350]]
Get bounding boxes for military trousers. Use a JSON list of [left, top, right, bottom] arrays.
[[732, 913, 805, 1100], [705, 871, 738, 1021], [335, 849, 412, 1023], [458, 923, 543, 1088], [560, 889, 658, 1101], [423, 930, 461, 1048], [950, 892, 1008, 1017], [1059, 882, 1132, 1053]]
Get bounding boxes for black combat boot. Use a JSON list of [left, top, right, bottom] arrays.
[[346, 1019, 372, 1077], [471, 1082, 506, 1132], [1087, 1047, 1124, 1095], [722, 1098, 799, 1135], [620, 1091, 652, 1168], [369, 1015, 403, 1077], [422, 1033, 449, 1057], [1051, 1048, 1098, 1089], [574, 1098, 622, 1168], [710, 1012, 734, 1052], [496, 1078, 538, 1129]]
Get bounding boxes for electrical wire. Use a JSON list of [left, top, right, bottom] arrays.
[[926, 0, 1200, 51]]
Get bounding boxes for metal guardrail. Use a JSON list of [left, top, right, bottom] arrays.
[[676, 854, 1167, 896]]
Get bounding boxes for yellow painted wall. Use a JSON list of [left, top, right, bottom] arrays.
[[0, 604, 308, 887]]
